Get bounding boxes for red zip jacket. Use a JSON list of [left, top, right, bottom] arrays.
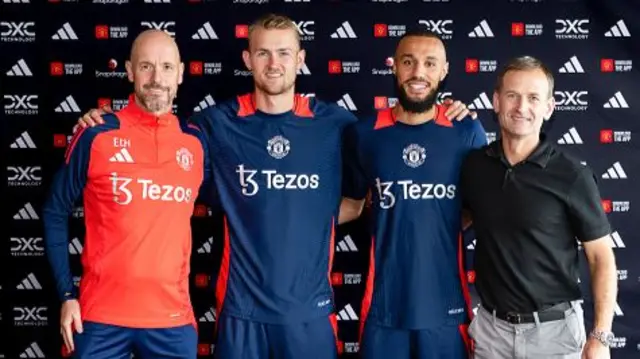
[[43, 95, 208, 328]]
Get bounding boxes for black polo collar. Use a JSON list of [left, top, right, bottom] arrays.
[[486, 133, 555, 168]]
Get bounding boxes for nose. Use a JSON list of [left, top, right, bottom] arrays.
[[515, 96, 528, 112], [152, 67, 162, 84]]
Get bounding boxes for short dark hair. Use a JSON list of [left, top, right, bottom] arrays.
[[396, 29, 447, 58], [495, 56, 555, 98]]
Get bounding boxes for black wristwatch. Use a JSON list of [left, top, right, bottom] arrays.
[[589, 329, 615, 347]]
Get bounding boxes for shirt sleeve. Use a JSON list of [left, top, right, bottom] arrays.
[[566, 167, 612, 242], [468, 117, 488, 149], [42, 127, 97, 302], [342, 123, 368, 200], [187, 113, 217, 206]]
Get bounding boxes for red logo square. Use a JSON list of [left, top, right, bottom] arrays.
[[465, 59, 479, 73], [195, 274, 209, 288], [600, 129, 613, 143], [197, 344, 211, 356], [98, 98, 111, 109], [190, 61, 203, 76], [235, 25, 248, 38], [331, 272, 343, 286], [50, 62, 64, 76], [467, 270, 476, 284], [374, 96, 388, 109], [374, 24, 388, 38], [328, 60, 342, 74], [193, 204, 207, 217], [95, 25, 109, 39], [601, 200, 612, 213], [600, 59, 614, 72], [511, 22, 525, 37], [54, 134, 67, 148]]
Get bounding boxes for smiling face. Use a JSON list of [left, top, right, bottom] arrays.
[[125, 30, 184, 114], [242, 15, 306, 98], [393, 34, 448, 113], [494, 68, 555, 140]]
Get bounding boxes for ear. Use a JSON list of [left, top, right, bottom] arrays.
[[544, 93, 556, 121], [441, 61, 449, 82], [242, 50, 252, 71], [177, 62, 184, 85], [125, 60, 134, 83], [296, 49, 306, 72], [492, 91, 500, 114]]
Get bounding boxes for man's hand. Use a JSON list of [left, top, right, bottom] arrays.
[[581, 337, 610, 359], [60, 299, 83, 353], [72, 105, 112, 133], [442, 98, 477, 121]]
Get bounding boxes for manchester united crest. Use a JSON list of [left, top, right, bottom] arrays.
[[402, 144, 426, 168], [267, 135, 290, 159], [176, 147, 194, 171]]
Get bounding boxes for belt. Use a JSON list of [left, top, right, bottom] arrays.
[[482, 302, 572, 324]]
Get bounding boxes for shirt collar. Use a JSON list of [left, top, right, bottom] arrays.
[[120, 94, 178, 127], [486, 133, 554, 168]]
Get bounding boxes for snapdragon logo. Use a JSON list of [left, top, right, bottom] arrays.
[[375, 178, 456, 209], [236, 165, 320, 196]]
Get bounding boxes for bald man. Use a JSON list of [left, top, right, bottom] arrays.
[[43, 30, 209, 359]]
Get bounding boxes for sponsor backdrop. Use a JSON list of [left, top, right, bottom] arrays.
[[1, 0, 638, 358]]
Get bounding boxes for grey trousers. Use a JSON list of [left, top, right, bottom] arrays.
[[468, 301, 586, 359]]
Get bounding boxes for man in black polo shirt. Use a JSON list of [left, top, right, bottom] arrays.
[[460, 56, 618, 359]]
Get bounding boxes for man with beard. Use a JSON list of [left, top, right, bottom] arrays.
[[339, 29, 486, 359], [43, 30, 206, 358], [74, 15, 473, 359]]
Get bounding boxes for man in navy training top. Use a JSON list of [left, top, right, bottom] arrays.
[[340, 29, 487, 359], [75, 16, 474, 359]]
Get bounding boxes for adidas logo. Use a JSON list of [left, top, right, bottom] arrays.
[[19, 342, 44, 358], [10, 131, 36, 149], [69, 237, 83, 255], [297, 63, 311, 75], [602, 162, 627, 179], [14, 203, 39, 220], [468, 20, 494, 38], [467, 239, 476, 250], [336, 304, 359, 320], [558, 56, 584, 73], [468, 92, 493, 109], [337, 94, 357, 111], [609, 231, 625, 248], [199, 307, 216, 322], [557, 127, 583, 144], [109, 148, 134, 163], [194, 94, 215, 112], [192, 22, 218, 40], [52, 22, 78, 40], [603, 91, 629, 108], [336, 235, 358, 252], [605, 20, 630, 38], [331, 21, 357, 39], [3, 0, 30, 3], [197, 237, 213, 254], [17, 273, 42, 290], [6, 59, 33, 76], [55, 95, 81, 113], [614, 302, 624, 316]]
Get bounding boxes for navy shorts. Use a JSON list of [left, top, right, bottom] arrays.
[[214, 313, 339, 359], [73, 321, 197, 359], [360, 321, 471, 359]]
